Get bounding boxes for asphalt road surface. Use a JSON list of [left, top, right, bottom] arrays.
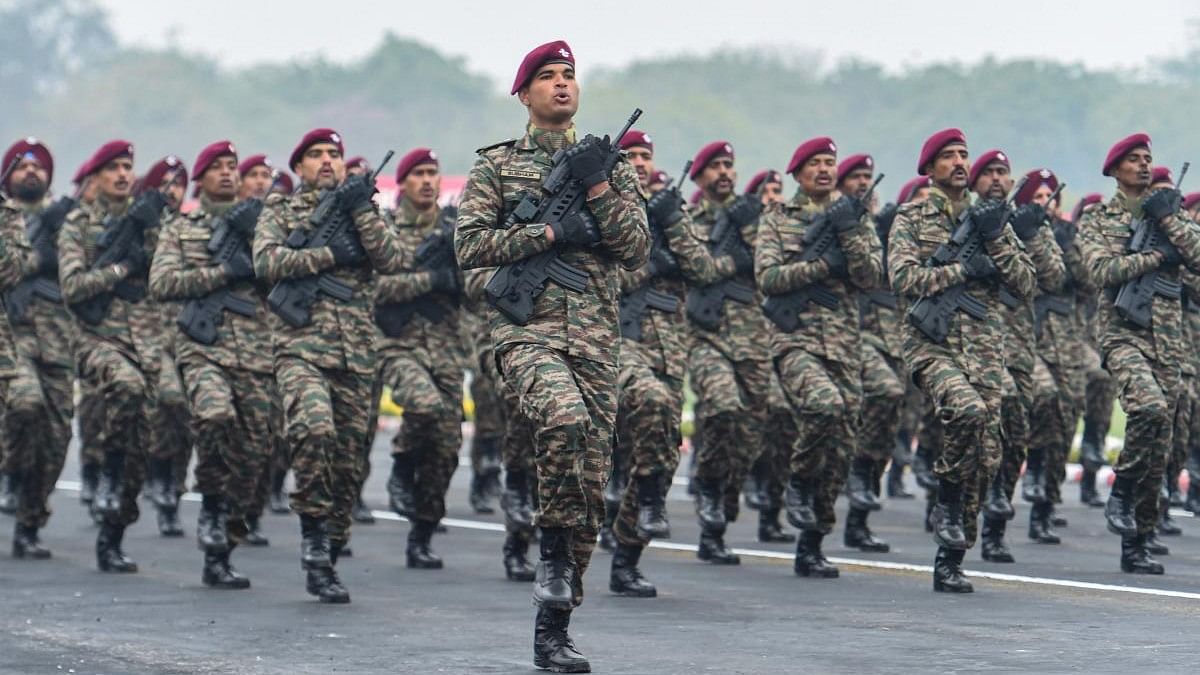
[[1, 430, 1197, 675]]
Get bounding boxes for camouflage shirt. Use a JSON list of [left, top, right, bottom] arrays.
[[149, 197, 273, 374], [1001, 226, 1065, 374], [253, 186, 411, 375], [756, 188, 884, 365], [0, 203, 37, 377], [8, 199, 74, 369], [454, 123, 650, 366], [1037, 219, 1092, 369], [888, 186, 1036, 385]]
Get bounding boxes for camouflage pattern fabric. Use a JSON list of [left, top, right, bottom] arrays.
[[860, 343, 906, 469]]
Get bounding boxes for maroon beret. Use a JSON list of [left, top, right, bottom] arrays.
[[395, 147, 438, 183], [1150, 165, 1173, 186], [744, 169, 781, 196], [619, 129, 653, 153], [690, 141, 734, 181], [3, 137, 54, 189], [192, 140, 237, 180], [917, 128, 966, 175], [1070, 193, 1104, 222], [81, 139, 135, 180], [835, 153, 872, 186], [289, 128, 344, 170], [786, 136, 837, 175], [649, 169, 669, 185], [1102, 133, 1151, 177], [896, 176, 931, 205], [238, 154, 271, 177], [1014, 168, 1059, 206], [967, 148, 1009, 189], [511, 40, 574, 95], [1183, 192, 1200, 211], [141, 155, 187, 194], [273, 171, 295, 195], [345, 156, 367, 171]]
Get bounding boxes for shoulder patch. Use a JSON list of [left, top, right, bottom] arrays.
[[476, 139, 517, 155], [264, 192, 287, 207]]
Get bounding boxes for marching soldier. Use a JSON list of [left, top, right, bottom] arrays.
[[1073, 192, 1112, 507]]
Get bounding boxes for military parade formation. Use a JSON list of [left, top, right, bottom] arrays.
[[2, 39, 1200, 673]]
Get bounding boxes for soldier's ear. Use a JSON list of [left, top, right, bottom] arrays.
[[517, 88, 531, 108]]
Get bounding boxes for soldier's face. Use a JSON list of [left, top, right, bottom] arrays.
[[699, 157, 736, 200], [928, 144, 969, 192], [1114, 147, 1151, 192], [403, 163, 440, 211], [625, 147, 654, 189], [839, 167, 873, 200], [1031, 184, 1061, 218], [9, 157, 49, 203], [200, 155, 239, 202], [520, 64, 578, 127], [298, 143, 344, 190], [240, 165, 273, 200], [795, 153, 837, 200], [910, 186, 930, 204], [79, 177, 98, 204], [347, 164, 369, 177], [761, 180, 783, 205], [161, 173, 186, 212], [973, 162, 1011, 200], [96, 156, 134, 201]]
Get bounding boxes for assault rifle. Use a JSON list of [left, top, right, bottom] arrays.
[[1113, 162, 1190, 329], [684, 184, 762, 331], [485, 109, 642, 325], [267, 150, 394, 327], [618, 162, 689, 340], [175, 198, 263, 344], [6, 192, 77, 324], [374, 205, 461, 337]]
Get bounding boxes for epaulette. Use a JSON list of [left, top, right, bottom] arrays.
[[476, 139, 517, 155], [895, 200, 926, 219], [264, 192, 287, 207]]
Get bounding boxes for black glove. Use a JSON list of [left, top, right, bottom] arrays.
[[1155, 238, 1183, 266], [828, 195, 865, 233], [129, 191, 167, 228], [550, 209, 601, 247], [727, 242, 754, 275], [226, 198, 264, 238], [122, 247, 148, 277], [220, 250, 254, 280], [821, 245, 848, 278], [645, 188, 685, 227], [328, 230, 367, 266], [960, 252, 997, 279], [648, 245, 680, 278], [969, 199, 1008, 241], [429, 266, 461, 293], [1142, 188, 1182, 223], [565, 135, 610, 189], [1009, 203, 1046, 241], [726, 195, 761, 228], [1052, 219, 1076, 251], [335, 174, 377, 215]]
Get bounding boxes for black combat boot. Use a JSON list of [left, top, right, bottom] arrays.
[[503, 533, 536, 582], [94, 452, 124, 517], [1028, 502, 1061, 544], [244, 515, 269, 546], [0, 471, 17, 514], [1022, 448, 1048, 503], [603, 460, 626, 520], [783, 474, 817, 531], [197, 494, 229, 552], [12, 522, 51, 559], [501, 470, 535, 531], [1120, 534, 1164, 574], [1079, 417, 1107, 471], [933, 546, 973, 593], [96, 521, 137, 573], [794, 530, 839, 578], [694, 477, 727, 532], [203, 545, 251, 589], [351, 492, 375, 524], [1079, 467, 1104, 507], [406, 519, 444, 569], [844, 507, 890, 552], [911, 444, 938, 490], [743, 456, 768, 511], [1143, 530, 1170, 555], [269, 468, 290, 514], [1159, 489, 1182, 536], [305, 565, 351, 603], [696, 530, 739, 565], [610, 543, 656, 597], [1105, 475, 1138, 536], [846, 457, 881, 512], [597, 515, 616, 552], [930, 479, 967, 550], [156, 468, 184, 539], [980, 518, 1014, 563], [299, 514, 331, 570], [1048, 503, 1068, 528], [80, 462, 100, 506], [758, 507, 795, 543], [387, 454, 416, 517], [533, 607, 590, 673], [887, 461, 914, 499], [723, 487, 740, 525], [534, 527, 575, 610], [635, 473, 670, 539], [469, 473, 495, 514], [983, 469, 1014, 521]]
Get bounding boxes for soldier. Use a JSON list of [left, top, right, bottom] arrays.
[[149, 140, 272, 588], [609, 130, 738, 596], [345, 156, 370, 177], [347, 149, 380, 529], [889, 128, 1035, 592], [757, 138, 883, 576], [59, 140, 167, 572], [683, 141, 769, 566], [1077, 133, 1200, 574], [455, 41, 648, 672], [0, 138, 74, 558], [71, 163, 105, 515], [1185, 192, 1200, 514], [373, 147, 464, 569], [1073, 192, 1111, 507], [253, 128, 410, 602]]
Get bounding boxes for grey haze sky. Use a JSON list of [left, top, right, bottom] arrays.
[[100, 0, 1196, 87]]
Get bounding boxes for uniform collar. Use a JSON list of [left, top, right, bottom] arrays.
[[926, 185, 970, 221], [395, 195, 438, 227], [1112, 190, 1143, 219], [522, 122, 577, 154], [199, 194, 235, 218]]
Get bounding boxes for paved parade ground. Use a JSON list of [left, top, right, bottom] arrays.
[[2, 433, 1198, 675]]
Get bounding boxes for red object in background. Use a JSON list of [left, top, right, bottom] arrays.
[[180, 174, 467, 214]]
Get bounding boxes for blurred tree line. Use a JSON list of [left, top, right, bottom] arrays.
[[4, 0, 1199, 202]]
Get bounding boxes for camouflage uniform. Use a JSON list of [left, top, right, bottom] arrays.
[[888, 187, 1035, 547], [253, 186, 410, 549], [455, 124, 649, 604]]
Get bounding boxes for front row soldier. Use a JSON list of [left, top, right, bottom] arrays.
[[455, 41, 649, 673], [889, 128, 1035, 593], [253, 128, 409, 602], [757, 138, 883, 577], [1078, 133, 1200, 574]]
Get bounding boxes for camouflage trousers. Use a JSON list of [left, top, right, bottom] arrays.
[[777, 348, 862, 534], [251, 397, 290, 520], [357, 366, 384, 494], [3, 356, 72, 529], [470, 340, 507, 470], [382, 346, 463, 524], [498, 344, 616, 604], [148, 351, 193, 496], [77, 378, 106, 468], [757, 374, 795, 513], [914, 357, 1003, 547], [1083, 342, 1116, 438], [688, 341, 770, 513], [1168, 374, 1193, 496], [277, 357, 372, 546], [1030, 357, 1085, 505], [860, 343, 907, 486], [77, 341, 151, 527], [1187, 376, 1200, 485], [1106, 344, 1179, 535], [997, 364, 1033, 504], [500, 373, 538, 544], [612, 340, 683, 548]]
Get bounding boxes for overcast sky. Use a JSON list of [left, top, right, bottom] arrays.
[[99, 0, 1196, 87]]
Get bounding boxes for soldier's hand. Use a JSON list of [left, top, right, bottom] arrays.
[[129, 191, 167, 228], [960, 251, 997, 279], [1154, 240, 1183, 267], [328, 230, 367, 266], [821, 245, 848, 278], [335, 174, 378, 216], [1008, 203, 1046, 240], [727, 242, 754, 275], [564, 137, 608, 189], [549, 209, 601, 247], [648, 245, 680, 278], [220, 250, 254, 280], [828, 195, 865, 233], [969, 199, 1008, 241], [123, 247, 148, 277], [429, 266, 461, 294], [1142, 188, 1182, 223], [227, 198, 264, 238], [645, 188, 685, 227], [726, 195, 761, 228]]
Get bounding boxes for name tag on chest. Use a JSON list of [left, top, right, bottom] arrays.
[[179, 227, 211, 241], [500, 168, 542, 180]]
